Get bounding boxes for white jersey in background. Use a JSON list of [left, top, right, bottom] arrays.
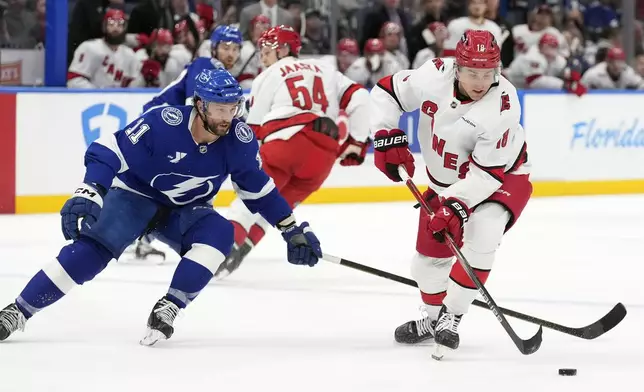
[[512, 24, 567, 56], [581, 62, 644, 89], [444, 17, 502, 56], [134, 49, 174, 88], [197, 39, 212, 58], [371, 57, 529, 207], [505, 45, 567, 89], [344, 52, 404, 88], [231, 40, 261, 89], [246, 56, 370, 144], [412, 47, 437, 69], [67, 39, 141, 88]]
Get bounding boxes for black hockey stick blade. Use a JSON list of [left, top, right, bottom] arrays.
[[576, 302, 626, 339], [520, 325, 543, 354]]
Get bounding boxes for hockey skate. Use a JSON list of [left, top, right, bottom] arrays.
[[0, 303, 27, 341], [394, 306, 436, 344], [140, 297, 180, 346], [432, 305, 463, 360], [213, 240, 253, 280]]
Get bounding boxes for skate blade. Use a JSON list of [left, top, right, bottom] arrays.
[[431, 343, 453, 361], [213, 265, 232, 281], [140, 329, 167, 347]]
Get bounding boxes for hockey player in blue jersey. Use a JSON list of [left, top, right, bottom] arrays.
[[127, 25, 244, 261], [142, 25, 243, 112], [0, 68, 322, 346]]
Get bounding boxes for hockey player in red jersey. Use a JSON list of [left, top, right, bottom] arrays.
[[371, 30, 532, 359], [214, 25, 371, 279]]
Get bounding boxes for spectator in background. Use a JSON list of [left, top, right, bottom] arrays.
[[1, 0, 37, 48], [284, 0, 305, 35], [67, 0, 126, 64], [134, 28, 175, 87], [128, 0, 176, 36], [443, 0, 501, 56], [233, 14, 271, 88], [512, 5, 566, 58], [380, 21, 409, 68], [239, 0, 293, 40], [29, 0, 45, 47], [407, 0, 448, 64], [300, 10, 331, 55], [359, 0, 412, 62], [583, 0, 619, 42]]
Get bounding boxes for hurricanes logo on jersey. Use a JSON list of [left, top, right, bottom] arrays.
[[150, 173, 220, 205]]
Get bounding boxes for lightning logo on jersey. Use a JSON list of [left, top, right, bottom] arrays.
[[151, 173, 220, 205]]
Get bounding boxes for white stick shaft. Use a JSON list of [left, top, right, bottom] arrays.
[[397, 165, 411, 181], [322, 253, 342, 264]]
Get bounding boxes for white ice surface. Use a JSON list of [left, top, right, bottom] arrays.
[[0, 195, 642, 392]]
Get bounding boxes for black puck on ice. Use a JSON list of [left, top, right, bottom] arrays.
[[558, 369, 577, 376]]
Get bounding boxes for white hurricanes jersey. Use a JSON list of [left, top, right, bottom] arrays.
[[231, 40, 261, 89], [67, 39, 140, 88], [512, 25, 567, 56], [443, 17, 502, 56], [390, 49, 410, 70], [370, 57, 529, 208], [581, 62, 644, 89], [505, 45, 566, 89], [164, 44, 194, 82], [246, 56, 371, 144], [344, 52, 404, 88]]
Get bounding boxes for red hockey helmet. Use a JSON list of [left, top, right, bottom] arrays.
[[251, 15, 271, 29], [196, 3, 216, 31], [338, 38, 359, 56], [380, 22, 401, 37], [104, 9, 126, 24], [455, 30, 500, 69], [538, 33, 559, 48], [150, 28, 174, 46], [258, 25, 302, 56], [364, 38, 385, 54], [607, 46, 626, 61]]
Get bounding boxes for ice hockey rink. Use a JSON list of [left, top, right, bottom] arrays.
[[0, 195, 642, 392]]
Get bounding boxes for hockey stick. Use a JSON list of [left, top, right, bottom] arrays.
[[397, 166, 542, 355], [321, 253, 626, 340]]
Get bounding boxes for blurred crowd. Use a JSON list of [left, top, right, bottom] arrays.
[[2, 0, 644, 90]]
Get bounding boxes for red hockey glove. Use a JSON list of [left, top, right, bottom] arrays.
[[428, 198, 470, 243], [141, 59, 162, 86], [338, 136, 370, 166], [373, 129, 415, 182], [563, 69, 587, 97]]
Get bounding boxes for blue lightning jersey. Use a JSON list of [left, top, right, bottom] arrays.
[[143, 57, 224, 113], [82, 105, 292, 226]]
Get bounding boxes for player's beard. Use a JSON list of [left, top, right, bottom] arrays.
[[201, 113, 231, 136], [154, 53, 169, 67], [222, 56, 236, 70], [105, 32, 126, 46]]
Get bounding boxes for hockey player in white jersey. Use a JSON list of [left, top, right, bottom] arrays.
[[135, 28, 174, 88], [504, 33, 583, 94], [443, 0, 502, 57], [345, 39, 404, 89], [371, 30, 532, 359], [67, 9, 141, 88], [214, 25, 371, 279], [380, 22, 410, 70], [581, 47, 644, 89], [231, 15, 272, 89], [512, 5, 566, 56]]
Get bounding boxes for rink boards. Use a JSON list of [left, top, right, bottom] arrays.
[[0, 88, 642, 214]]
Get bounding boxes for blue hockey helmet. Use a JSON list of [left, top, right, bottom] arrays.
[[211, 25, 243, 48], [194, 68, 243, 105]]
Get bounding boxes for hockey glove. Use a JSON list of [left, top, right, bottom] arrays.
[[279, 220, 322, 267], [338, 136, 370, 166], [374, 129, 415, 182], [60, 183, 106, 241], [141, 59, 162, 87], [563, 69, 587, 97], [428, 198, 470, 243]]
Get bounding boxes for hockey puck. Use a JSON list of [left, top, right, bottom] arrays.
[[558, 369, 577, 376]]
